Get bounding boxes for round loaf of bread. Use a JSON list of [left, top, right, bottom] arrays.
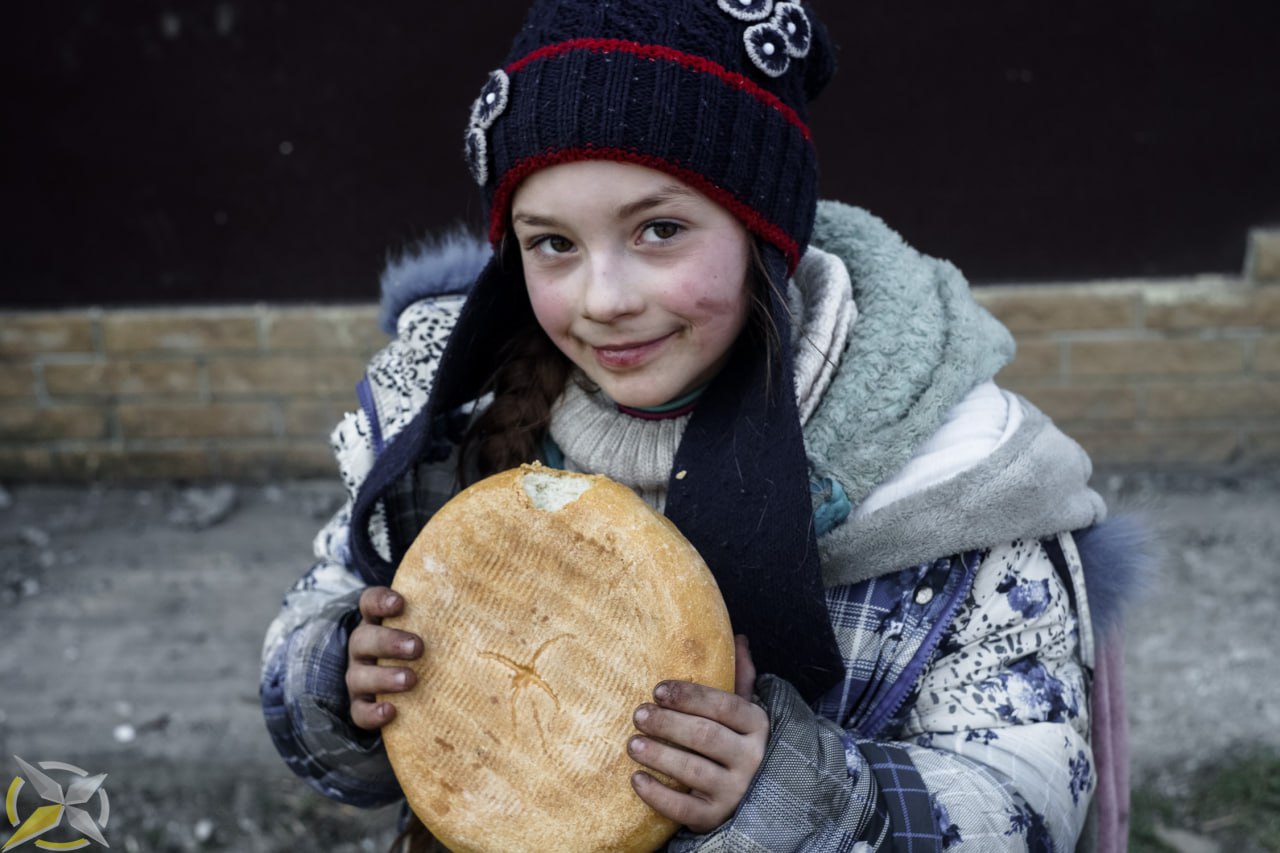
[[380, 464, 735, 853]]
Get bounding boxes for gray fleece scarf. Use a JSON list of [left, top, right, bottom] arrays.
[[806, 201, 1107, 586]]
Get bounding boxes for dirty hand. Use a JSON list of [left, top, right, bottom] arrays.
[[628, 634, 768, 834], [347, 586, 423, 731]]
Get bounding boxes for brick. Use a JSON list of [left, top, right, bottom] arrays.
[[1068, 339, 1244, 377], [1247, 228, 1280, 283], [117, 402, 277, 439], [1070, 427, 1239, 466], [0, 362, 37, 398], [1018, 386, 1137, 422], [285, 401, 351, 438], [975, 287, 1136, 334], [0, 313, 96, 356], [1145, 381, 1280, 420], [102, 310, 259, 354], [1256, 336, 1280, 373], [42, 359, 202, 398], [264, 306, 384, 352], [1144, 282, 1280, 330], [68, 446, 218, 480], [208, 355, 366, 397], [0, 405, 108, 441], [216, 442, 337, 480], [995, 341, 1063, 380], [0, 447, 55, 479]]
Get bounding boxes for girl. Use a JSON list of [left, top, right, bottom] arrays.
[[261, 1, 1140, 849]]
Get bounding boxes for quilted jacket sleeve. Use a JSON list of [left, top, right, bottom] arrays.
[[258, 296, 466, 808], [670, 538, 1094, 852], [259, 503, 402, 807]]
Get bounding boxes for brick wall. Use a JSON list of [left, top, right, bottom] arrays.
[[0, 306, 385, 480], [3, 229, 1277, 481]]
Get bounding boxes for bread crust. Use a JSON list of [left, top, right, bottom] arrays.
[[380, 464, 735, 853]]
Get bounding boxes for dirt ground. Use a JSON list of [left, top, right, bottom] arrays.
[[1, 468, 1277, 851]]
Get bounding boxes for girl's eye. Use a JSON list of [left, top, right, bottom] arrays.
[[529, 235, 574, 256], [641, 221, 682, 242]]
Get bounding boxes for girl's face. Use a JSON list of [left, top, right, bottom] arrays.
[[512, 160, 753, 409]]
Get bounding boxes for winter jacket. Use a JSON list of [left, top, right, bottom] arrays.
[[261, 201, 1139, 851]]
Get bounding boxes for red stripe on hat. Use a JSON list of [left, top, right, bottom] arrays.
[[505, 38, 811, 141], [489, 148, 801, 273]]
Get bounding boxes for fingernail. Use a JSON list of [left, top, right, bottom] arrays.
[[628, 736, 646, 754], [654, 683, 670, 702], [397, 670, 411, 688], [634, 706, 650, 725], [400, 638, 416, 656], [383, 591, 399, 609]]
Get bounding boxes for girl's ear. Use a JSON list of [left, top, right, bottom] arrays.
[[801, 6, 837, 101]]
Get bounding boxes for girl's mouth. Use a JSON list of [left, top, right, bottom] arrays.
[[591, 334, 675, 369]]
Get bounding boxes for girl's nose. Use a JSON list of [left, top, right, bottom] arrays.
[[581, 257, 643, 321]]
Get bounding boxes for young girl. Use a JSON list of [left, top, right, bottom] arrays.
[[261, 1, 1140, 849]]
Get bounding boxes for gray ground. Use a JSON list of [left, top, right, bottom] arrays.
[[0, 469, 1277, 851]]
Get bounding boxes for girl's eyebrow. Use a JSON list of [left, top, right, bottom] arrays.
[[512, 185, 697, 229], [616, 185, 697, 220], [511, 211, 562, 229]]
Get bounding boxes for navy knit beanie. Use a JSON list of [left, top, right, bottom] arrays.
[[351, 0, 845, 703], [465, 0, 834, 272]]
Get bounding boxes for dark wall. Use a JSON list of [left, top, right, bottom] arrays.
[[3, 1, 1278, 307]]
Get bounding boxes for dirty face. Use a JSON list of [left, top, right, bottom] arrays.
[[512, 160, 752, 409]]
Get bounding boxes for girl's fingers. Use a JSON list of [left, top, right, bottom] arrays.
[[633, 701, 741, 769], [628, 733, 724, 792], [350, 697, 398, 731], [346, 659, 417, 698], [630, 770, 721, 833], [649, 680, 768, 739], [349, 623, 422, 662], [358, 586, 405, 622]]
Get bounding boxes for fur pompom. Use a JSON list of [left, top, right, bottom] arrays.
[[1076, 513, 1158, 636]]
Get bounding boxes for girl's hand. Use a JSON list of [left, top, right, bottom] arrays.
[[628, 635, 768, 833], [346, 586, 423, 731]]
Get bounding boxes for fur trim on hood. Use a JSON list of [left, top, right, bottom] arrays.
[[378, 230, 490, 334]]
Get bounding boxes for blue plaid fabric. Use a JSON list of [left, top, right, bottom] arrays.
[[858, 742, 942, 853], [261, 585, 402, 808]]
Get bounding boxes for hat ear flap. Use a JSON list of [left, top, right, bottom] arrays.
[[801, 7, 837, 100]]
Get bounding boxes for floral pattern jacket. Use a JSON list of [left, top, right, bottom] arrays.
[[261, 203, 1105, 851]]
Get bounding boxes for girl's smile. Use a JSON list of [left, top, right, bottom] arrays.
[[511, 160, 753, 409], [591, 333, 677, 370]]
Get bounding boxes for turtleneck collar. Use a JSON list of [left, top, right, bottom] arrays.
[[614, 384, 707, 421]]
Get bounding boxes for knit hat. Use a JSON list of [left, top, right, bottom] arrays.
[[350, 0, 844, 703], [466, 0, 834, 273]]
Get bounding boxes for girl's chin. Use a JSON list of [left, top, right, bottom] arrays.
[[594, 377, 686, 409]]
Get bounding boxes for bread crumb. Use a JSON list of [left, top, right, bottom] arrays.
[[675, 470, 688, 480]]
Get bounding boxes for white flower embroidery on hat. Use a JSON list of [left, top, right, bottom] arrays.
[[717, 0, 774, 23], [464, 69, 510, 186], [744, 21, 791, 77], [773, 2, 812, 58], [464, 125, 489, 186], [470, 69, 510, 130]]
